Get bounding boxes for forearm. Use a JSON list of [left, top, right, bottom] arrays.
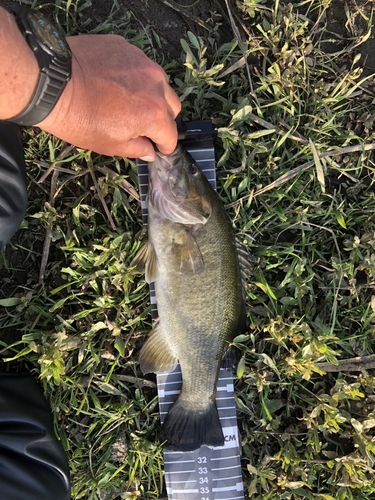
[[0, 7, 39, 120]]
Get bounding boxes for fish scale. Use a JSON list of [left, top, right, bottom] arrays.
[[136, 120, 244, 499]]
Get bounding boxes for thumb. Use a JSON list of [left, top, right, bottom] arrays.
[[120, 137, 156, 161]]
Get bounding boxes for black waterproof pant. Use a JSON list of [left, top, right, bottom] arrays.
[[0, 122, 71, 499], [0, 123, 28, 251]]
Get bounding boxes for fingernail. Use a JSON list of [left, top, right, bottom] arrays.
[[140, 155, 154, 162]]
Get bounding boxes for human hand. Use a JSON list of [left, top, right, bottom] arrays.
[[38, 34, 181, 160]]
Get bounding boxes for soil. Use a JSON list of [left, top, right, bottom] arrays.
[[0, 0, 374, 346], [1, 0, 374, 71], [88, 0, 374, 75], [325, 0, 375, 75]]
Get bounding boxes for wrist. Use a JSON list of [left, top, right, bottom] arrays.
[[0, 7, 39, 120]]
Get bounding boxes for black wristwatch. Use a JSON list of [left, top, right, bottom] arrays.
[[8, 4, 72, 126]]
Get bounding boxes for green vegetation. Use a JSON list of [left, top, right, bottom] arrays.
[[1, 0, 375, 498]]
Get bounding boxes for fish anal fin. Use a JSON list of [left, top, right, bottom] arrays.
[[139, 320, 178, 374], [160, 398, 224, 452], [130, 241, 158, 284], [172, 229, 204, 274]]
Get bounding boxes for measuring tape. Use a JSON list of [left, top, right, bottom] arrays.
[[136, 121, 244, 500]]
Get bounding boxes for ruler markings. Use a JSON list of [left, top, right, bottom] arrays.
[[164, 460, 195, 464], [159, 395, 235, 402], [224, 497, 245, 500], [212, 465, 241, 472], [161, 390, 181, 396], [212, 475, 243, 481], [212, 482, 244, 493], [170, 489, 199, 494], [167, 470, 196, 474], [210, 455, 240, 462], [187, 147, 214, 152], [168, 479, 197, 483]]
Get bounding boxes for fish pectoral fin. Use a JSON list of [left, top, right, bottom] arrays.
[[139, 319, 178, 374], [130, 240, 158, 284], [222, 344, 242, 373], [172, 230, 204, 274]]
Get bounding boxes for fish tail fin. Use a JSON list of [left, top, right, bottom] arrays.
[[160, 398, 224, 452]]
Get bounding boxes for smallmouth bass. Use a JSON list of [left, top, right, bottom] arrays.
[[132, 144, 246, 451]]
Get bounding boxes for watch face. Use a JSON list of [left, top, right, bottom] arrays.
[[28, 12, 71, 58]]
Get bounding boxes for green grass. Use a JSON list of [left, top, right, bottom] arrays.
[[1, 0, 375, 498]]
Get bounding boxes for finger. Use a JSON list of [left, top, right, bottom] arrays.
[[147, 83, 181, 155], [146, 85, 181, 154], [150, 117, 179, 155], [120, 136, 156, 161], [164, 83, 182, 119]]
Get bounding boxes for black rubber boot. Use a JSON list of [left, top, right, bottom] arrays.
[[0, 122, 28, 250], [0, 374, 71, 500]]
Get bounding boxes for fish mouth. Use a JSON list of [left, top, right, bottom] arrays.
[[157, 144, 184, 163], [148, 145, 211, 225], [151, 147, 194, 201], [153, 144, 184, 179]]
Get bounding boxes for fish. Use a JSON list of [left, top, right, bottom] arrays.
[[132, 143, 247, 452]]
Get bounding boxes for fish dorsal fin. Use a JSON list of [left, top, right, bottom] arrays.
[[139, 319, 178, 374], [130, 240, 158, 284], [235, 237, 253, 292], [172, 228, 204, 274]]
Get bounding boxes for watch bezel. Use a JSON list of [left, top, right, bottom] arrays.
[[24, 9, 71, 58], [12, 5, 71, 59]]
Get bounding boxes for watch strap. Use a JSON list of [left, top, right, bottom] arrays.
[[10, 57, 71, 126]]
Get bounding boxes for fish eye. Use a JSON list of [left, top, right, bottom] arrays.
[[189, 163, 199, 175]]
